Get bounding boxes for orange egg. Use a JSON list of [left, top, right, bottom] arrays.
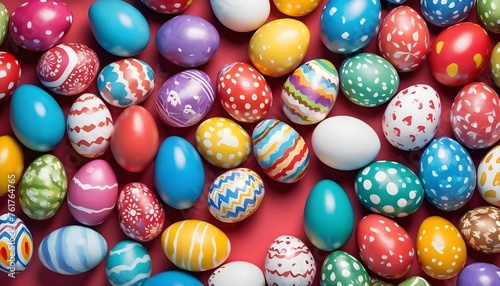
[[0, 135, 24, 196], [273, 0, 322, 17]]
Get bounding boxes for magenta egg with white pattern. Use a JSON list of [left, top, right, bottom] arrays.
[[9, 0, 72, 51], [141, 0, 193, 14]]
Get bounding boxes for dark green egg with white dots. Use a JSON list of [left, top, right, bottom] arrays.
[[340, 53, 399, 107], [321, 250, 370, 286], [397, 276, 431, 286], [355, 160, 424, 218]]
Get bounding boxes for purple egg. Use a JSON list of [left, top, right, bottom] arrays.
[[156, 15, 220, 67], [156, 69, 215, 128], [457, 262, 500, 286]]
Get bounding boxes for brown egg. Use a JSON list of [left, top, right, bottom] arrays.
[[459, 206, 500, 254]]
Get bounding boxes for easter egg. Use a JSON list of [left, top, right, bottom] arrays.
[[89, 0, 149, 57], [378, 5, 431, 72], [208, 168, 265, 223], [429, 22, 490, 86], [210, 0, 270, 32], [355, 160, 424, 218], [195, 117, 251, 169], [9, 0, 72, 51], [67, 159, 118, 226], [312, 115, 380, 171], [382, 84, 441, 151], [398, 276, 431, 286], [0, 3, 7, 46], [478, 0, 500, 33], [450, 82, 500, 149], [38, 225, 107, 275], [111, 105, 159, 172], [249, 18, 310, 77], [106, 240, 151, 286], [304, 179, 354, 251], [281, 59, 339, 124], [458, 206, 500, 254], [477, 145, 500, 206], [457, 262, 500, 286], [320, 0, 381, 54], [142, 0, 193, 14], [0, 214, 33, 274], [10, 84, 65, 152], [161, 220, 231, 271], [252, 119, 309, 183], [491, 42, 500, 88], [416, 216, 467, 280], [154, 136, 205, 210], [0, 135, 23, 196], [97, 58, 155, 108], [320, 250, 371, 286], [118, 182, 165, 242], [0, 52, 21, 103], [273, 0, 322, 16], [370, 276, 393, 286], [143, 270, 203, 286], [419, 137, 476, 211], [19, 154, 67, 220], [156, 69, 215, 128], [217, 62, 272, 123], [420, 0, 475, 27], [340, 53, 399, 107], [37, 43, 99, 96], [208, 261, 265, 286], [356, 214, 415, 279], [156, 15, 219, 67]]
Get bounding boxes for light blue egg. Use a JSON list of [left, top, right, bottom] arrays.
[[9, 84, 65, 152], [106, 240, 151, 286], [154, 136, 204, 209], [88, 0, 150, 56], [0, 213, 33, 274], [420, 0, 475, 27], [38, 225, 107, 275], [143, 270, 203, 286], [419, 137, 476, 211]]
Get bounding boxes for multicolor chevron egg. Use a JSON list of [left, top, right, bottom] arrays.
[[106, 240, 152, 286], [252, 119, 309, 183], [208, 168, 265, 223], [161, 219, 231, 272], [38, 225, 108, 275], [97, 58, 155, 108], [0, 213, 33, 274], [281, 59, 339, 125], [67, 93, 114, 158]]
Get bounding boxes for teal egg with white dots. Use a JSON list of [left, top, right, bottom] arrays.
[[106, 240, 152, 286], [340, 53, 399, 107], [320, 250, 371, 286], [355, 160, 424, 218]]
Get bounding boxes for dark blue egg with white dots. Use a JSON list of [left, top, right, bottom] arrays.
[[420, 0, 475, 27], [419, 137, 476, 211]]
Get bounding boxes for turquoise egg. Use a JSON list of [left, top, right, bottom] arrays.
[[9, 84, 65, 152], [355, 160, 424, 218], [0, 213, 33, 274], [143, 270, 203, 286], [88, 0, 150, 56], [304, 179, 354, 251], [106, 240, 151, 286]]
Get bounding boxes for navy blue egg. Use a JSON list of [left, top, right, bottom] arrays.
[[419, 137, 476, 211], [420, 0, 475, 27], [143, 270, 203, 286]]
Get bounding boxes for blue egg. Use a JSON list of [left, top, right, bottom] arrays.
[[320, 0, 381, 54], [9, 84, 65, 152], [106, 240, 151, 286], [0, 213, 33, 274], [419, 137, 476, 211], [154, 136, 205, 209], [38, 225, 107, 275], [143, 270, 203, 286], [420, 0, 475, 27], [88, 0, 150, 56]]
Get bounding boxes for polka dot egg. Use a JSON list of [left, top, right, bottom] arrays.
[[420, 0, 475, 27], [477, 145, 500, 207], [0, 3, 8, 46], [491, 42, 500, 88], [478, 0, 500, 33], [320, 250, 371, 286]]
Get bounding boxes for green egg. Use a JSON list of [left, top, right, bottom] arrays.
[[0, 3, 7, 46], [398, 276, 431, 286], [491, 42, 500, 88], [320, 250, 370, 286], [478, 0, 500, 33], [370, 276, 393, 286], [340, 53, 399, 107], [19, 154, 67, 220]]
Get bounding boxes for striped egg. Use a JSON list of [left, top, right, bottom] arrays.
[[252, 119, 309, 183], [281, 59, 339, 125], [0, 214, 33, 274], [38, 225, 107, 275], [161, 220, 231, 272], [106, 240, 151, 286], [208, 168, 265, 223], [477, 145, 500, 207]]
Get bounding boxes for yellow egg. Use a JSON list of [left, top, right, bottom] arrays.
[[195, 117, 251, 169], [273, 0, 322, 17], [477, 145, 500, 206], [248, 18, 310, 77], [0, 135, 24, 196]]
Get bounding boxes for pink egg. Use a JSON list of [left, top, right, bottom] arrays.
[[141, 0, 193, 14]]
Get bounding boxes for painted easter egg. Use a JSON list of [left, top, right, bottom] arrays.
[[143, 270, 203, 286], [0, 135, 23, 196], [458, 206, 500, 254], [320, 250, 371, 286], [477, 145, 500, 206], [38, 225, 107, 275], [0, 214, 33, 274], [420, 0, 475, 27], [19, 154, 67, 220], [491, 42, 500, 88], [161, 220, 231, 272], [478, 0, 500, 33], [142, 0, 193, 14], [457, 262, 500, 286], [208, 261, 265, 286], [0, 3, 7, 46], [398, 276, 431, 286], [0, 52, 22, 103], [273, 0, 322, 16], [370, 276, 393, 286], [106, 240, 151, 286], [281, 59, 339, 124], [210, 0, 270, 32]]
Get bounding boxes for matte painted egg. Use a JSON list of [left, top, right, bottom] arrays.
[[459, 206, 500, 254], [398, 276, 431, 286], [106, 240, 151, 286], [249, 18, 310, 77], [161, 219, 231, 271], [156, 69, 215, 128], [0, 214, 33, 274], [19, 154, 67, 220], [282, 59, 339, 124], [457, 262, 500, 286], [477, 145, 500, 206], [419, 137, 476, 211], [142, 0, 193, 14], [0, 135, 23, 196], [67, 159, 118, 226], [9, 84, 65, 152], [210, 0, 270, 32], [208, 261, 265, 286], [118, 182, 165, 242], [320, 250, 371, 286], [273, 0, 322, 16], [252, 119, 309, 183], [478, 0, 500, 33], [370, 276, 393, 286], [0, 52, 21, 103], [38, 225, 107, 275], [416, 216, 467, 280], [143, 270, 203, 286], [382, 84, 441, 151], [37, 43, 99, 96], [491, 42, 500, 88], [97, 58, 155, 107], [0, 3, 7, 46], [420, 0, 475, 27]]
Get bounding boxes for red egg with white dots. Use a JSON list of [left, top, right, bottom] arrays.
[[141, 0, 193, 14], [0, 52, 21, 103]]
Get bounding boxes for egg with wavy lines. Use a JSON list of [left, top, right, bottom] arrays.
[[477, 145, 500, 207], [106, 240, 151, 286], [0, 213, 33, 274]]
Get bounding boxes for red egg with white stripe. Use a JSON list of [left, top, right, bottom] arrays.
[[0, 52, 21, 103], [356, 214, 415, 279]]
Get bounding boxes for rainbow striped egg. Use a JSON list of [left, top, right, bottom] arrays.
[[0, 213, 33, 274]]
